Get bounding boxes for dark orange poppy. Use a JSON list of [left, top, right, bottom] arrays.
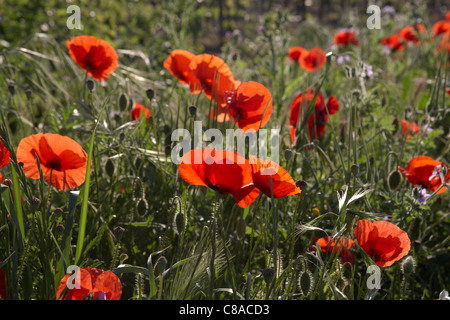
[[131, 102, 151, 121], [56, 267, 122, 300], [432, 20, 450, 36], [66, 35, 118, 81], [398, 24, 426, 44], [401, 119, 420, 139], [189, 53, 240, 108], [299, 48, 327, 72], [287, 46, 306, 61], [398, 156, 449, 194], [311, 236, 355, 264], [163, 49, 202, 94], [333, 30, 360, 46], [225, 81, 273, 132], [289, 89, 339, 143], [0, 139, 10, 169], [381, 34, 405, 52], [16, 133, 89, 190], [353, 219, 411, 267], [178, 148, 257, 207], [249, 156, 301, 198]]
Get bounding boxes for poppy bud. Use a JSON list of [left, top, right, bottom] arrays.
[[8, 83, 15, 96], [119, 253, 128, 264], [189, 105, 197, 117], [351, 164, 359, 177], [298, 271, 314, 297], [119, 132, 126, 141], [284, 149, 293, 161], [86, 79, 95, 92], [113, 226, 125, 241], [173, 211, 185, 235], [400, 256, 416, 275], [261, 268, 275, 284], [29, 197, 41, 211], [387, 170, 403, 191], [154, 256, 168, 276], [105, 158, 115, 177], [296, 180, 307, 190], [53, 207, 64, 216], [56, 224, 65, 234], [146, 89, 154, 100], [25, 89, 32, 100], [136, 198, 148, 216], [119, 93, 128, 111]]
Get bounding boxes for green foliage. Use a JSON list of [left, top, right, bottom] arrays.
[[0, 0, 448, 301]]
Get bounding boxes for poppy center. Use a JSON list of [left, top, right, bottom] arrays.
[[47, 158, 62, 171]]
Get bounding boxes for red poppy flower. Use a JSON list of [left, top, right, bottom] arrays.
[[287, 46, 306, 61], [16, 133, 89, 190], [353, 219, 411, 267], [189, 53, 240, 108], [0, 139, 10, 169], [398, 156, 449, 194], [446, 10, 450, 21], [56, 267, 122, 300], [163, 49, 202, 93], [401, 119, 420, 139], [432, 20, 450, 36], [398, 24, 426, 44], [178, 148, 258, 207], [225, 81, 273, 132], [248, 156, 301, 198], [131, 102, 151, 121], [381, 34, 405, 52], [289, 89, 339, 143], [66, 35, 118, 81], [333, 30, 360, 46], [438, 31, 450, 55], [311, 236, 355, 264], [298, 48, 327, 72]]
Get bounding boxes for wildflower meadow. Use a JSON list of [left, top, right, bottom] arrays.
[[0, 0, 449, 309]]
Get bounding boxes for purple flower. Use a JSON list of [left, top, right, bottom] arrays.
[[418, 188, 431, 204]]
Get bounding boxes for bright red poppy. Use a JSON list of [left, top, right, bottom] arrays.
[[311, 236, 355, 264], [432, 20, 450, 36], [353, 219, 411, 267], [446, 10, 450, 21], [225, 81, 273, 132], [287, 46, 306, 61], [333, 30, 360, 47], [289, 89, 339, 143], [381, 34, 405, 52], [298, 48, 327, 72], [178, 148, 258, 208], [401, 119, 420, 139], [163, 49, 202, 93], [66, 35, 118, 81], [131, 102, 151, 121], [56, 267, 122, 300], [398, 156, 449, 194], [189, 53, 240, 108], [248, 156, 301, 199], [16, 133, 89, 190], [398, 24, 426, 44], [0, 139, 10, 169]]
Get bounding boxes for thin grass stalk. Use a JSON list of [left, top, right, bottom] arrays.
[[74, 97, 109, 264]]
